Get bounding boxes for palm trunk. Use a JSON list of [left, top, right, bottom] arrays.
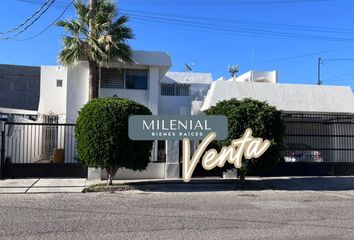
[[88, 60, 99, 100]]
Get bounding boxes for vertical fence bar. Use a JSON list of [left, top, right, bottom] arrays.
[[69, 125, 73, 163], [26, 125, 29, 163], [0, 122, 5, 179], [283, 113, 354, 164], [29, 125, 32, 163]]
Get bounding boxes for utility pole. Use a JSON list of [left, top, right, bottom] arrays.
[[317, 58, 354, 85], [317, 57, 322, 85]]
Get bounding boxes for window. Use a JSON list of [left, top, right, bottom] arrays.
[[100, 68, 124, 89], [176, 84, 189, 96], [126, 70, 148, 90], [157, 141, 166, 162], [56, 79, 63, 87], [161, 84, 175, 96], [100, 68, 148, 90], [161, 84, 190, 96]]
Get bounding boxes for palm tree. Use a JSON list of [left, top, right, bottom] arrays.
[[57, 0, 134, 100]]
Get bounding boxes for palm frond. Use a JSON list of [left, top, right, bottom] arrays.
[[58, 36, 85, 64], [110, 42, 134, 64], [57, 0, 134, 65]]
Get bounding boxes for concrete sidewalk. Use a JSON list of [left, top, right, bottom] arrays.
[[3, 176, 354, 194], [87, 176, 354, 192], [0, 178, 86, 194]]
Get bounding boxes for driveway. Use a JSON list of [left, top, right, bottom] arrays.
[[0, 178, 86, 193]]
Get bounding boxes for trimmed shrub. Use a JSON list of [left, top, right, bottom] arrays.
[[205, 98, 285, 178], [75, 97, 153, 185]]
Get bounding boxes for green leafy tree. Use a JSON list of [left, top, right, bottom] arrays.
[[205, 98, 285, 179], [57, 0, 134, 100], [75, 97, 153, 185]]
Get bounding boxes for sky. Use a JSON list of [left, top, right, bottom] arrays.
[[1, 0, 354, 87]]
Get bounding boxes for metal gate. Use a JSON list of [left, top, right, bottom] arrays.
[[264, 113, 354, 176], [0, 122, 86, 178]]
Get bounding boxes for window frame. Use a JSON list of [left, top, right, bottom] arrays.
[[161, 83, 190, 96], [56, 79, 63, 87], [125, 69, 149, 90], [99, 67, 149, 90]]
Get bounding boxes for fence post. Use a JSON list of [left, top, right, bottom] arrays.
[[0, 121, 5, 179]]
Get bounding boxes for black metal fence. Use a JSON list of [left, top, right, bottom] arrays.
[[258, 113, 354, 176], [282, 113, 354, 163], [2, 113, 354, 178], [2, 122, 78, 164], [0, 122, 86, 178]]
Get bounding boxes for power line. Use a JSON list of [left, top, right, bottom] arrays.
[[129, 0, 332, 3], [128, 13, 354, 43], [17, 1, 354, 36], [0, 0, 53, 35], [326, 77, 354, 83], [126, 10, 354, 35], [11, 0, 354, 45], [16, 0, 334, 6], [124, 0, 334, 5], [256, 46, 354, 64], [323, 72, 354, 81], [1, 0, 56, 40], [17, 0, 74, 41], [318, 58, 354, 84], [324, 58, 354, 61], [14, 0, 354, 41]]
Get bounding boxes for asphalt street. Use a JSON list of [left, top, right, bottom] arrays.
[[1, 189, 354, 240]]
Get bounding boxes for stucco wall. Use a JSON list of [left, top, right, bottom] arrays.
[[99, 88, 149, 107], [101, 162, 166, 180], [38, 66, 67, 115], [158, 96, 192, 115], [66, 62, 89, 122], [148, 66, 159, 114], [235, 70, 277, 83], [66, 63, 162, 119], [158, 83, 210, 115]]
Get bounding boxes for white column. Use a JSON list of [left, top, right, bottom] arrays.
[[148, 66, 159, 115], [165, 140, 180, 179], [150, 140, 158, 162], [148, 66, 159, 162]]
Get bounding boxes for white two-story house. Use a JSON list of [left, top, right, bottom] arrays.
[[4, 48, 353, 180], [0, 50, 288, 180], [37, 50, 213, 180]]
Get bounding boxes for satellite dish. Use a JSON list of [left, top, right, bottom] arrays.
[[185, 63, 195, 72]]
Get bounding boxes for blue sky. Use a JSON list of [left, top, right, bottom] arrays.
[[1, 0, 354, 87]]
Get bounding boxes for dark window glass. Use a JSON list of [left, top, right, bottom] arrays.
[[100, 68, 124, 88], [161, 84, 175, 96], [176, 84, 189, 96], [56, 79, 63, 87], [126, 70, 148, 90], [161, 84, 190, 96], [157, 141, 166, 162]]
